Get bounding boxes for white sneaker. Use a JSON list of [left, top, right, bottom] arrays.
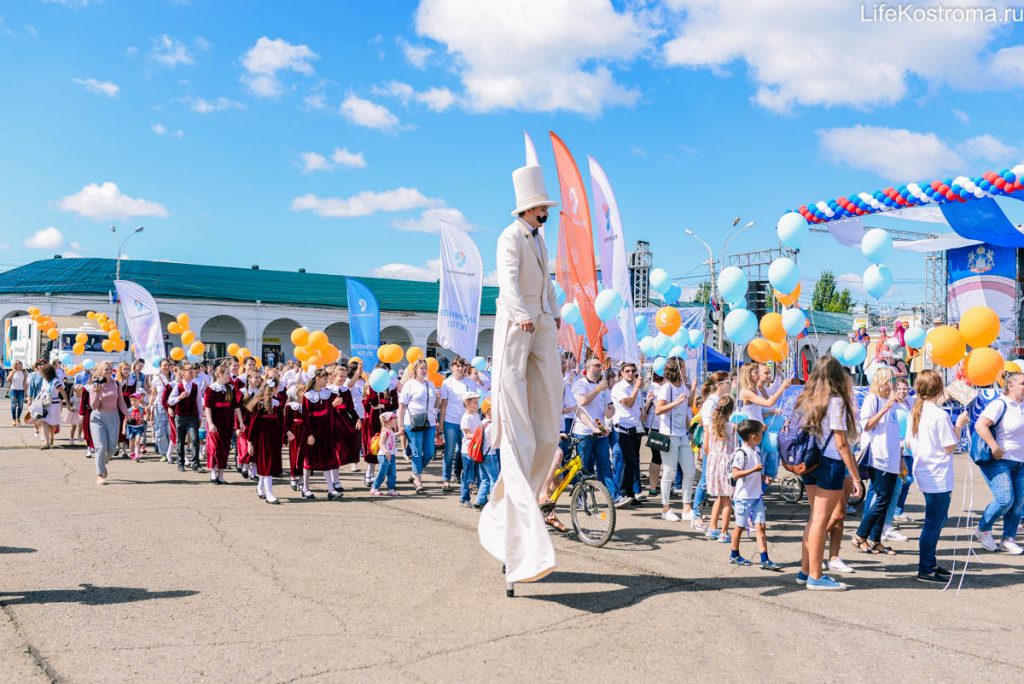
[[690, 516, 707, 531], [614, 496, 632, 509], [892, 513, 914, 525], [679, 509, 697, 521], [661, 511, 681, 522], [999, 538, 1024, 555], [975, 528, 999, 552], [828, 557, 856, 574], [882, 528, 909, 543]]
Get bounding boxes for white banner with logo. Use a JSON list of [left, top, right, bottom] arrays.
[[114, 279, 165, 374], [437, 222, 483, 360]]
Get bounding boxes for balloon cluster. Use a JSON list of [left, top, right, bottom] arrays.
[[291, 327, 339, 370], [857, 228, 894, 300], [84, 311, 127, 354], [829, 340, 867, 367], [27, 306, 60, 343], [927, 306, 1004, 385], [636, 305, 703, 369], [648, 268, 681, 305], [793, 164, 1024, 225], [167, 313, 206, 362]]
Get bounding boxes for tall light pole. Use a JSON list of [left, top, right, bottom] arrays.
[[684, 229, 718, 356], [112, 225, 144, 334]]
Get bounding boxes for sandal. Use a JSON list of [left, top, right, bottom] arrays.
[[871, 542, 896, 556], [852, 535, 874, 553], [545, 514, 567, 533], [539, 500, 556, 514], [415, 486, 426, 495]]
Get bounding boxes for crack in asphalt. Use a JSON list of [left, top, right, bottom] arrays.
[[1, 603, 62, 682]]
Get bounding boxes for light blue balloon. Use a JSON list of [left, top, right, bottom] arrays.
[[552, 281, 566, 307], [830, 340, 849, 359], [560, 302, 582, 326], [688, 329, 703, 348], [730, 412, 750, 425], [471, 355, 487, 371], [895, 408, 908, 439], [724, 309, 757, 345], [58, 351, 71, 363], [369, 367, 391, 393], [388, 370, 398, 379], [843, 342, 867, 366], [653, 357, 668, 376], [594, 289, 624, 323], [863, 264, 893, 300], [639, 335, 656, 357], [83, 359, 96, 370], [669, 345, 686, 359], [729, 298, 747, 310], [777, 212, 809, 250], [717, 266, 748, 303], [654, 333, 674, 357], [662, 283, 681, 304], [761, 431, 779, 455], [782, 308, 806, 337], [634, 315, 649, 337], [649, 268, 672, 294], [572, 318, 586, 337], [670, 329, 688, 347], [768, 257, 799, 294], [603, 327, 624, 351], [151, 357, 163, 368], [904, 325, 926, 349], [861, 228, 893, 264]]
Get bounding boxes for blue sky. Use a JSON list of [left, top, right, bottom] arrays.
[[1, 0, 1022, 309]]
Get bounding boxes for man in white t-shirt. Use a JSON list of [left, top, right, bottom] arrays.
[[572, 358, 621, 505], [610, 363, 644, 506], [439, 357, 481, 488]]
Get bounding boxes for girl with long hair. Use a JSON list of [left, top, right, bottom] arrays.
[[298, 368, 341, 500], [705, 395, 736, 542], [853, 366, 902, 554], [203, 364, 242, 485], [397, 359, 438, 495], [795, 356, 863, 591], [699, 371, 732, 538], [654, 358, 697, 522], [246, 381, 285, 504]]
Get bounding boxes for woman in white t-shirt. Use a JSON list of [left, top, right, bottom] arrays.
[[973, 370, 1024, 555], [795, 356, 863, 591], [906, 370, 969, 582], [654, 358, 696, 523], [397, 359, 438, 494], [8, 360, 29, 426], [853, 367, 903, 553]]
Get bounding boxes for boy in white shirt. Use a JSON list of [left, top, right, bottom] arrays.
[[730, 419, 781, 571], [459, 393, 482, 507]]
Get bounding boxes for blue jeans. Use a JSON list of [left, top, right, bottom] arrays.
[[405, 426, 437, 476], [9, 389, 25, 420], [442, 421, 462, 482], [895, 455, 914, 514], [864, 477, 903, 527], [576, 433, 616, 497], [460, 455, 479, 503], [695, 464, 708, 508], [373, 455, 397, 490], [919, 491, 951, 575], [612, 429, 642, 499], [476, 450, 500, 505], [856, 468, 899, 541], [978, 459, 1024, 539]]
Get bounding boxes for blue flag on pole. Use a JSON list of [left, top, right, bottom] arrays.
[[346, 278, 380, 361]]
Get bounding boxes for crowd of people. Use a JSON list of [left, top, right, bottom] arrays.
[[4, 346, 1023, 590]]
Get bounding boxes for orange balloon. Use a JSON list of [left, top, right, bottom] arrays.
[[255, 358, 262, 369], [75, 332, 88, 344], [307, 355, 322, 368], [406, 346, 424, 363], [170, 347, 185, 361], [1006, 361, 1022, 374], [176, 313, 190, 328], [227, 343, 240, 356], [308, 330, 328, 349], [294, 346, 310, 361], [109, 329, 121, 341], [27, 306, 40, 316], [426, 356, 440, 374], [747, 338, 772, 363], [768, 340, 789, 362], [964, 347, 1003, 386], [759, 312, 786, 343], [47, 328, 59, 340], [181, 330, 196, 345], [168, 322, 182, 335], [429, 372, 443, 388], [237, 347, 251, 360], [291, 328, 309, 346], [926, 326, 966, 368], [72, 343, 85, 355], [655, 306, 682, 336], [959, 307, 999, 348], [190, 341, 205, 355], [774, 283, 802, 306]]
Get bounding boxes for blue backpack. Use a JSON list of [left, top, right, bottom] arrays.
[[777, 407, 831, 476], [968, 399, 1005, 464]]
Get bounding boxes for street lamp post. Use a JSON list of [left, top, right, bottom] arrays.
[[112, 225, 144, 334], [685, 218, 756, 354]]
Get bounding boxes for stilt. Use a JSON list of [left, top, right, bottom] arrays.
[[505, 582, 515, 598]]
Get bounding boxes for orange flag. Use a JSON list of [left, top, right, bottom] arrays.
[[554, 216, 580, 354], [550, 131, 603, 361]]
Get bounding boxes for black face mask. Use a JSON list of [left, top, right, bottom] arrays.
[[536, 213, 548, 224]]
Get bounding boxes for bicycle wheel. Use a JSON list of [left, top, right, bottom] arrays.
[[569, 478, 615, 547], [778, 476, 804, 504]]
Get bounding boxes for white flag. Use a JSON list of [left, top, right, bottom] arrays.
[[114, 279, 164, 375], [437, 221, 483, 360], [588, 156, 638, 363]]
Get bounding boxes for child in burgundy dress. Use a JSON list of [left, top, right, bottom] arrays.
[[204, 365, 242, 485], [284, 385, 305, 491], [299, 369, 341, 500], [246, 382, 284, 504]]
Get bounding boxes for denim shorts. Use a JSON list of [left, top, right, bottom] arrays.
[[801, 456, 848, 491], [733, 497, 766, 528]]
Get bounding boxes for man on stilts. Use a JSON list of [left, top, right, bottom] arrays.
[[479, 162, 563, 595]]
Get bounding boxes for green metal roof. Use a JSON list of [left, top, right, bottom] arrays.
[[0, 257, 499, 315], [804, 309, 854, 335]]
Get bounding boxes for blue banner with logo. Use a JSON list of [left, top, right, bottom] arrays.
[[346, 278, 380, 361]]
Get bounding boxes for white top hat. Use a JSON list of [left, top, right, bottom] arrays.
[[511, 165, 558, 216]]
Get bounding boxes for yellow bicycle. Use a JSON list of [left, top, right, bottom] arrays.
[[546, 434, 616, 548]]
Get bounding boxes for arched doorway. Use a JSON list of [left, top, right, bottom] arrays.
[[476, 328, 494, 359], [324, 322, 351, 357], [380, 325, 413, 348], [200, 315, 246, 361], [261, 318, 302, 366]]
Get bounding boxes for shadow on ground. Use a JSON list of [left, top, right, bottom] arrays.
[[0, 584, 198, 606]]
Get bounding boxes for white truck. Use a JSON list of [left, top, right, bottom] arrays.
[[3, 315, 127, 369]]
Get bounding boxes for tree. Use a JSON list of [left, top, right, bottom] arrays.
[[811, 270, 853, 313], [694, 281, 711, 304]]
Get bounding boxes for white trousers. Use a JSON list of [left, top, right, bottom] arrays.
[[660, 437, 695, 507]]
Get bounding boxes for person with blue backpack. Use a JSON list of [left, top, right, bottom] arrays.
[[972, 371, 1024, 556], [782, 356, 863, 591]]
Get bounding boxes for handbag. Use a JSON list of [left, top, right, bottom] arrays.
[[969, 398, 1006, 464], [647, 431, 670, 452], [408, 382, 432, 433]]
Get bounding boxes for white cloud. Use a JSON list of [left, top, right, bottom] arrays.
[[291, 187, 442, 218], [150, 34, 194, 67], [125, 46, 138, 57], [392, 207, 476, 233], [953, 109, 970, 125], [70, 241, 81, 250], [152, 122, 167, 135], [173, 129, 184, 138], [0, 242, 11, 250], [62, 251, 83, 258], [817, 125, 966, 180], [241, 36, 318, 97], [957, 134, 1018, 163], [662, 0, 1003, 112], [373, 80, 458, 112], [370, 258, 440, 282], [74, 77, 119, 97], [298, 148, 367, 173], [58, 182, 169, 220], [26, 24, 37, 37], [398, 38, 433, 69], [25, 227, 64, 249], [340, 94, 400, 130], [989, 45, 1024, 86], [43, 0, 98, 7], [189, 96, 244, 114], [304, 93, 328, 110]]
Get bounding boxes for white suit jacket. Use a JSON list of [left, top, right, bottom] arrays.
[[496, 218, 559, 325]]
